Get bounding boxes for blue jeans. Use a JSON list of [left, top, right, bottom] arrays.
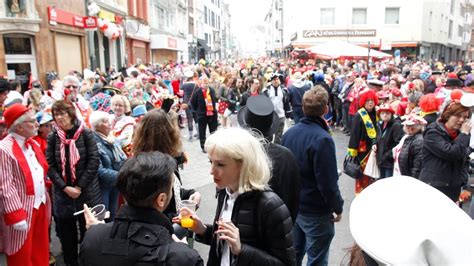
[[379, 167, 394, 179], [101, 187, 119, 220], [293, 213, 335, 266]]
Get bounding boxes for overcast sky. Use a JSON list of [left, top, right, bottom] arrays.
[[228, 0, 271, 39]]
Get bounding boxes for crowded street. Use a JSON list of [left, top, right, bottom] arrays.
[[1, 0, 474, 266]]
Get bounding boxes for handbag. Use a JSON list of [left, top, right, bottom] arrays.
[[363, 151, 380, 179], [181, 84, 198, 110], [343, 155, 363, 179]]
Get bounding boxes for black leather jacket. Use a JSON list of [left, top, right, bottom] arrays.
[[197, 189, 296, 266]]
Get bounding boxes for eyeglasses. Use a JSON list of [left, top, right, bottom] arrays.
[[23, 119, 37, 124], [64, 85, 78, 89]]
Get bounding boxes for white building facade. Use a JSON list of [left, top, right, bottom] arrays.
[[272, 0, 472, 62], [149, 0, 188, 64]]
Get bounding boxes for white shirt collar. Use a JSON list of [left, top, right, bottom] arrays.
[[11, 132, 26, 147], [225, 188, 240, 200]]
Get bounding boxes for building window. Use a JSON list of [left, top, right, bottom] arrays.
[[458, 25, 462, 38], [449, 19, 453, 38], [204, 6, 208, 24], [320, 8, 335, 25], [352, 8, 367, 24], [218, 16, 220, 29], [385, 7, 400, 24], [450, 0, 455, 15], [3, 36, 32, 55], [214, 12, 216, 28]]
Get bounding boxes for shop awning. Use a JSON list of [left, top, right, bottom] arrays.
[[309, 40, 393, 60], [197, 39, 210, 52]]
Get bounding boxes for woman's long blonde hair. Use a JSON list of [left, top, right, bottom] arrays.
[[205, 127, 271, 193]]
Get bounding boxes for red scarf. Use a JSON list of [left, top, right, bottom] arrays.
[[202, 88, 214, 116], [56, 122, 84, 184]]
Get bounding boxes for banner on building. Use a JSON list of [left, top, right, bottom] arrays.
[[302, 29, 376, 38]]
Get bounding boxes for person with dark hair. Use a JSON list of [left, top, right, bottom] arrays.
[[190, 76, 218, 153], [282, 86, 344, 266], [419, 101, 472, 202], [47, 100, 101, 266], [79, 151, 203, 266], [132, 109, 201, 218], [237, 95, 300, 222], [239, 78, 261, 107]]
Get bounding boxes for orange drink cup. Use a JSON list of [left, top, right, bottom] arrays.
[[180, 200, 197, 228]]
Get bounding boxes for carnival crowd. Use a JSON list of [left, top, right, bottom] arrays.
[[0, 57, 473, 266]]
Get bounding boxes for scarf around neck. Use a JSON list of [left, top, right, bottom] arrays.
[[56, 121, 84, 184]]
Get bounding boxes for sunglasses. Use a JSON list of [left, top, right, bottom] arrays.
[[64, 85, 78, 89]]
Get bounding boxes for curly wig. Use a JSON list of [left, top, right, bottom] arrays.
[[419, 93, 442, 113], [359, 89, 379, 107]]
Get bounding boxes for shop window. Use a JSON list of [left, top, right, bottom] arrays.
[[4, 36, 32, 54]]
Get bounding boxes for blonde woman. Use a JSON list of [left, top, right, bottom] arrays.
[[110, 95, 135, 157], [174, 127, 295, 265]]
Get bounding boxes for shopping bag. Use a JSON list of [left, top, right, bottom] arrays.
[[363, 151, 380, 179]]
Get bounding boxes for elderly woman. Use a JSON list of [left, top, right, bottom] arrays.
[[174, 127, 295, 265], [374, 104, 404, 178], [89, 111, 127, 220], [419, 101, 472, 202], [132, 109, 201, 218], [392, 114, 426, 179], [110, 95, 135, 157], [46, 100, 101, 265], [348, 90, 379, 193]]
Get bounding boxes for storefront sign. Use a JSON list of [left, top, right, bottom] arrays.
[[302, 29, 376, 38], [83, 16, 98, 29], [290, 32, 297, 42], [48, 6, 57, 25], [98, 10, 116, 23], [48, 6, 85, 28], [168, 37, 177, 49]]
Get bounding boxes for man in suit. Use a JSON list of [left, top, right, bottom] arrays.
[[190, 76, 218, 153], [0, 103, 50, 265]]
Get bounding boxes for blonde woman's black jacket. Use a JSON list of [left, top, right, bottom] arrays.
[[197, 189, 295, 266]]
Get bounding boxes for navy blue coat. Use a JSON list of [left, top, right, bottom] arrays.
[[93, 133, 126, 189], [282, 116, 344, 215]]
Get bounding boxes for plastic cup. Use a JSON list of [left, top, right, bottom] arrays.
[[90, 204, 106, 220], [180, 200, 197, 228]]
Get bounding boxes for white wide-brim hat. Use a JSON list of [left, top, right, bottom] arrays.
[[460, 93, 474, 107], [350, 176, 474, 265]]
